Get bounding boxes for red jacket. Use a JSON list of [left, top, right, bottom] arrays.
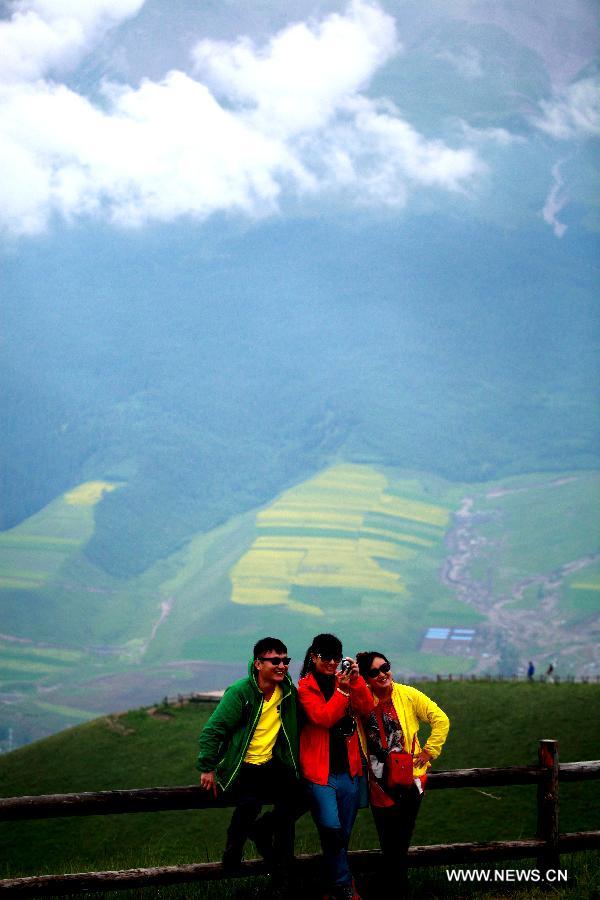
[[298, 672, 374, 785]]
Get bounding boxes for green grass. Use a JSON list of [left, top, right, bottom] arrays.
[[558, 562, 600, 626], [37, 856, 600, 900], [1, 682, 598, 890], [6, 856, 594, 900], [474, 472, 600, 593]]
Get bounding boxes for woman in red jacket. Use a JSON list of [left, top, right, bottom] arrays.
[[298, 633, 373, 900]]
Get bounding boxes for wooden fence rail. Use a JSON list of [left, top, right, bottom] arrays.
[[0, 741, 598, 897]]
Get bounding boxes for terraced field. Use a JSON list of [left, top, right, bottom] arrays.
[[0, 481, 117, 591], [231, 465, 450, 616]]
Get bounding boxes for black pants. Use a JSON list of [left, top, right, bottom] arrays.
[[226, 758, 304, 862], [371, 785, 422, 887]]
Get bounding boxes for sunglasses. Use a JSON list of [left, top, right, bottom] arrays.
[[258, 656, 291, 666], [316, 653, 342, 663], [367, 661, 391, 679]]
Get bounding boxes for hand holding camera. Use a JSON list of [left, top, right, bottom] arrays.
[[336, 657, 359, 690]]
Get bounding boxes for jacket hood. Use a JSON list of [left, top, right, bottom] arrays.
[[247, 657, 261, 694]]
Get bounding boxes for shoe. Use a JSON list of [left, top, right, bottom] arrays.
[[332, 884, 361, 900], [271, 864, 292, 899], [249, 815, 275, 865], [221, 845, 244, 873]]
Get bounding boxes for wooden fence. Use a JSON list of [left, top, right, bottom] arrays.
[[0, 740, 598, 897]]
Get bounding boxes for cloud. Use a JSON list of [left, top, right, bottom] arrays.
[[0, 0, 483, 236], [456, 121, 526, 146], [533, 75, 600, 140], [541, 162, 568, 238], [337, 97, 482, 197], [0, 0, 146, 82], [192, 0, 400, 137], [435, 46, 483, 80]]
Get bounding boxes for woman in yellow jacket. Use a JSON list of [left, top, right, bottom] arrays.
[[356, 650, 450, 890]]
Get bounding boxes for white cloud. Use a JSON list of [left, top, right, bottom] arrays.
[[192, 0, 399, 138], [0, 0, 146, 82], [435, 46, 483, 80], [533, 75, 600, 140], [341, 97, 482, 194], [0, 0, 483, 236], [541, 162, 568, 238], [456, 121, 526, 146]]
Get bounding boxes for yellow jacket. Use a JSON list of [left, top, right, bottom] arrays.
[[359, 681, 450, 778]]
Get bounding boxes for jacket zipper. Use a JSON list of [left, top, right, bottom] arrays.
[[391, 685, 423, 772], [219, 696, 264, 792], [279, 686, 299, 778]]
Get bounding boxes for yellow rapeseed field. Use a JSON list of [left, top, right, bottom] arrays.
[[361, 527, 433, 546], [258, 509, 363, 528], [0, 577, 42, 589], [64, 481, 117, 506], [230, 464, 449, 615]]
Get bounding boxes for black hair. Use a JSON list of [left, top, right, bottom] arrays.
[[253, 637, 287, 660], [300, 632, 343, 678], [356, 650, 390, 678]]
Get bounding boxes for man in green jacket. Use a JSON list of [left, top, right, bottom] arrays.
[[196, 636, 301, 870]]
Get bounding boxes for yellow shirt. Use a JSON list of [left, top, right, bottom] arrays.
[[244, 684, 283, 764]]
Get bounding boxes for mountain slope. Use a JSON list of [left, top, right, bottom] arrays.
[[3, 217, 599, 579], [0, 683, 598, 879]]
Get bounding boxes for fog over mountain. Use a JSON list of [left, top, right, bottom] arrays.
[[1, 1, 599, 576]]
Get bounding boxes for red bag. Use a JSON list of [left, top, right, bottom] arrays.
[[386, 735, 416, 789]]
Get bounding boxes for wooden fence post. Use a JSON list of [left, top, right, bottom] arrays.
[[537, 739, 559, 878]]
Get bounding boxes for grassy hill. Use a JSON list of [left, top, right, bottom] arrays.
[[1, 681, 598, 895], [0, 465, 599, 749]]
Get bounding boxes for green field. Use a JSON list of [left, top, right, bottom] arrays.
[[0, 466, 598, 749], [0, 682, 598, 899], [472, 474, 600, 585]]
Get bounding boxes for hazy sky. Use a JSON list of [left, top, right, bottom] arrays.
[[0, 0, 598, 240]]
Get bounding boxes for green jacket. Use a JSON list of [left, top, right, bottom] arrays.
[[196, 660, 300, 792]]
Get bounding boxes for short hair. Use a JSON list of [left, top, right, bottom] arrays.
[[356, 650, 390, 677], [253, 637, 287, 659], [300, 632, 343, 678]]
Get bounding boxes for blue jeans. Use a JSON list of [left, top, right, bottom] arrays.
[[306, 773, 362, 887]]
